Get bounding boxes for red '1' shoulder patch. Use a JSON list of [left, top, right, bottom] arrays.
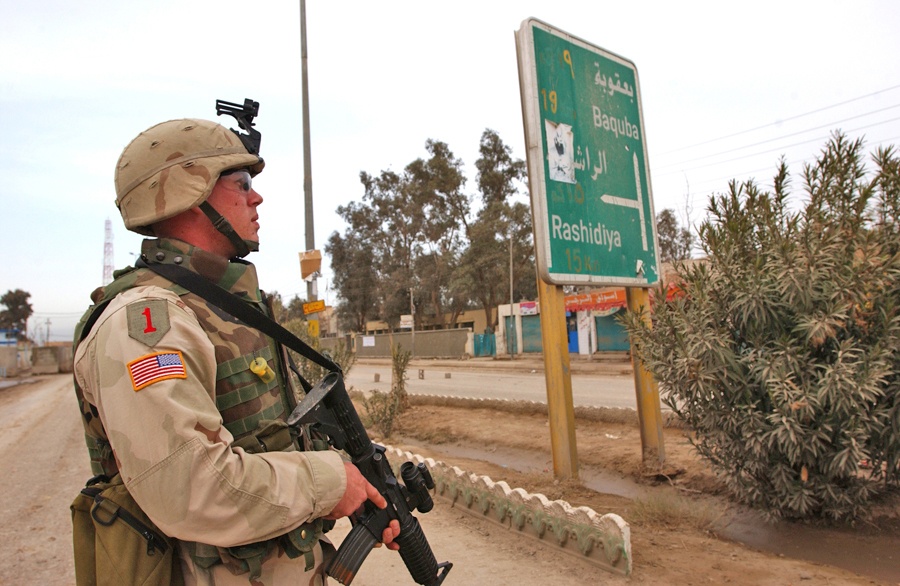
[[127, 351, 187, 391], [127, 299, 170, 347]]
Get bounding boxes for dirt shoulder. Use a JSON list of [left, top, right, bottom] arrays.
[[371, 395, 900, 585]]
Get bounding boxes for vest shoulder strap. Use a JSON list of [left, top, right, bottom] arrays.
[[139, 260, 341, 377]]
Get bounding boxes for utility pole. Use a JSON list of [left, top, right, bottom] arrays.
[[509, 230, 514, 357], [509, 231, 514, 308], [300, 0, 316, 302], [44, 319, 51, 346], [103, 218, 114, 285]]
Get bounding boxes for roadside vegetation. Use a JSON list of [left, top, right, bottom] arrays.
[[362, 343, 411, 437], [0, 289, 33, 340], [325, 130, 535, 334], [624, 132, 900, 521]]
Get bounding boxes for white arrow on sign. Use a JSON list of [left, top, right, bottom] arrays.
[[600, 153, 648, 251]]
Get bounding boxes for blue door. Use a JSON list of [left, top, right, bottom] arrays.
[[522, 315, 542, 353], [566, 312, 578, 353], [473, 333, 496, 357], [505, 316, 517, 354], [595, 309, 630, 351]]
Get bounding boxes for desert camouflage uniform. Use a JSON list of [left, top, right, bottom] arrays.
[[73, 237, 346, 586]]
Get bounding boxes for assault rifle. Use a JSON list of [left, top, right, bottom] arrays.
[[287, 372, 452, 585]]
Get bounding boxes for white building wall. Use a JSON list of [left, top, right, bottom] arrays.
[[576, 310, 595, 355]]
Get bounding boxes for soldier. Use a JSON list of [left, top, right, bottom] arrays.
[[73, 110, 399, 585]]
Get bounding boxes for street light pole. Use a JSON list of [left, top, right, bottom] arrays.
[[300, 0, 316, 302], [509, 231, 514, 308], [410, 287, 415, 357]]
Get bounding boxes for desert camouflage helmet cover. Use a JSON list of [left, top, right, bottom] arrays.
[[114, 118, 264, 235]]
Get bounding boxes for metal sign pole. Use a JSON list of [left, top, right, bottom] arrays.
[[536, 278, 579, 479], [626, 287, 666, 470]]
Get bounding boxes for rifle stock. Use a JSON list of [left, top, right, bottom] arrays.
[[288, 372, 451, 585]]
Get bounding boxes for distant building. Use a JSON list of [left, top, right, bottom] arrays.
[[498, 288, 631, 357], [0, 328, 20, 347]]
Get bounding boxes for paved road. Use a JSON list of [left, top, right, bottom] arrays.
[[346, 360, 642, 410]]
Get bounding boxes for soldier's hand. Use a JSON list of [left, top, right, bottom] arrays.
[[325, 462, 401, 550], [381, 518, 400, 551]]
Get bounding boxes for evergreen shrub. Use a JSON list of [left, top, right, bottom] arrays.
[[624, 133, 900, 520]]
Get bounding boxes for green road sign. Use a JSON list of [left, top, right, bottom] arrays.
[[516, 18, 660, 287]]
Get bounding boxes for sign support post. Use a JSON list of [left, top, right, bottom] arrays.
[[536, 277, 579, 479], [626, 287, 666, 470]]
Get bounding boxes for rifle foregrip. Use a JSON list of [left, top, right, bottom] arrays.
[[396, 514, 449, 586]]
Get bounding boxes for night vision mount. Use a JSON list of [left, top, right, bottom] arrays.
[[216, 98, 262, 155]]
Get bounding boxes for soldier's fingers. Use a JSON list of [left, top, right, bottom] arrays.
[[382, 519, 401, 551], [366, 481, 387, 509]]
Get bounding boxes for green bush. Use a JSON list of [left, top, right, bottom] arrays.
[[624, 133, 900, 521], [363, 389, 403, 438], [362, 343, 411, 438], [390, 343, 412, 411]]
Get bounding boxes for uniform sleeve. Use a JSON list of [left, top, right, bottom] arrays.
[[73, 286, 347, 547]]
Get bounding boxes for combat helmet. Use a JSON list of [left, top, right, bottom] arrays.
[[114, 99, 265, 257]]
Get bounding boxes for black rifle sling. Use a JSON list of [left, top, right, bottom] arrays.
[[141, 261, 342, 378], [79, 299, 113, 343]]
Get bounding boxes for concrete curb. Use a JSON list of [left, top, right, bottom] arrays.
[[356, 354, 634, 377], [384, 444, 633, 577], [0, 378, 38, 391]]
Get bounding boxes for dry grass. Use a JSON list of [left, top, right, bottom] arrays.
[[630, 492, 726, 532]]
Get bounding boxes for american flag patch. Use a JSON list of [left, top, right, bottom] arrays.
[[127, 351, 187, 391]]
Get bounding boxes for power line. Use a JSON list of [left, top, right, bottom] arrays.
[[655, 116, 900, 180], [655, 105, 900, 172], [667, 131, 900, 212], [658, 83, 900, 156], [700, 131, 900, 192], [650, 85, 900, 232]]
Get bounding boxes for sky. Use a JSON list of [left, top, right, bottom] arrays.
[[2, 0, 899, 343]]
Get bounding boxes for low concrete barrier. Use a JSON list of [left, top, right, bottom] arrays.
[[385, 445, 632, 576]]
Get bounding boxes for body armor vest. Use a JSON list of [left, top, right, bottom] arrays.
[[73, 239, 320, 579], [74, 239, 301, 476]]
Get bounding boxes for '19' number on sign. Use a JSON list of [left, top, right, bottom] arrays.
[[540, 89, 557, 113]]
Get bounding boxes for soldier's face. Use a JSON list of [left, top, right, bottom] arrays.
[[208, 169, 263, 247]]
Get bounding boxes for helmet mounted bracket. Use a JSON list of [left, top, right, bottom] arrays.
[[216, 98, 262, 156]]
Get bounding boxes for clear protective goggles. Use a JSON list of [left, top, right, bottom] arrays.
[[217, 168, 253, 194]]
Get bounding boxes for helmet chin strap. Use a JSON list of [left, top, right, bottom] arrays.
[[198, 201, 256, 258]]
